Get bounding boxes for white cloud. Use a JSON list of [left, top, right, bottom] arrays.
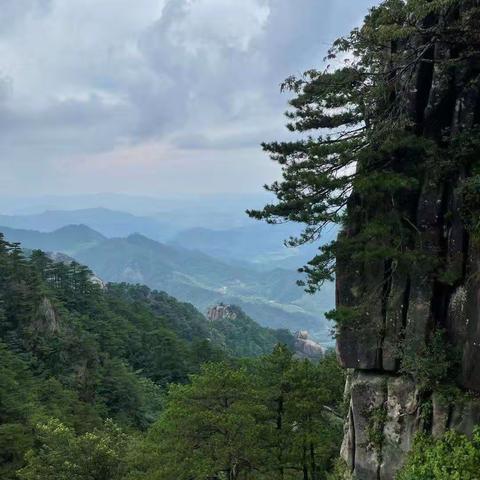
[[0, 0, 380, 195], [165, 0, 270, 53]]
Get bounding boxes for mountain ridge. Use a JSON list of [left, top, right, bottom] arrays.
[[0, 224, 332, 342], [0, 208, 173, 241]]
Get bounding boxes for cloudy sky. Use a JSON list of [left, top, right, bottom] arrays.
[[0, 0, 378, 196]]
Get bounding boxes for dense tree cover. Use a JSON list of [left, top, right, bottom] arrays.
[[132, 347, 345, 480], [10, 349, 344, 480], [113, 286, 295, 357], [208, 304, 295, 357], [398, 428, 480, 480], [17, 419, 131, 480], [0, 234, 344, 479], [0, 234, 224, 477]]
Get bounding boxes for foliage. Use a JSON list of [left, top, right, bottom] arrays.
[[0, 235, 227, 476], [456, 130, 480, 238], [142, 348, 345, 480], [397, 428, 480, 480], [326, 459, 352, 480], [146, 362, 266, 480], [366, 405, 388, 458], [0, 343, 36, 478], [0, 234, 345, 479], [208, 304, 295, 357], [17, 419, 130, 480], [399, 330, 460, 391]]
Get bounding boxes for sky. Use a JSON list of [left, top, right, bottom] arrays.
[[0, 0, 378, 197]]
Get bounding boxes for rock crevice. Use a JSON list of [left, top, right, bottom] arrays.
[[336, 3, 480, 478]]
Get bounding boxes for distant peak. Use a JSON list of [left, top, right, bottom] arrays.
[[53, 224, 105, 238], [127, 232, 150, 241], [126, 232, 162, 246]]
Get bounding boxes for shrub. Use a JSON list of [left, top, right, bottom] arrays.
[[397, 428, 480, 480]]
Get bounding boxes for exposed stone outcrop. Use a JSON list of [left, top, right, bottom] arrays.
[[341, 372, 480, 479], [34, 296, 60, 333], [294, 330, 325, 360], [336, 3, 480, 478], [207, 304, 238, 321]]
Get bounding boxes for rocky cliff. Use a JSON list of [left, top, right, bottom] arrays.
[[336, 2, 480, 478], [294, 330, 325, 360], [207, 303, 238, 321]]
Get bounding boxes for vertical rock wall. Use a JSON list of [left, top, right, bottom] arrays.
[[336, 3, 480, 478]]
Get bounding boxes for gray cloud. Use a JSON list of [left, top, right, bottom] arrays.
[[0, 0, 52, 34], [0, 0, 379, 195]]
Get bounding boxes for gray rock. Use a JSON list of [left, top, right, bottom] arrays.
[[380, 377, 419, 479], [34, 296, 60, 333], [294, 330, 324, 359], [347, 372, 387, 479]]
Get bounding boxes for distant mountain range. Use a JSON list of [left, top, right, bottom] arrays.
[[0, 208, 174, 242], [0, 207, 337, 271], [171, 223, 338, 270], [0, 193, 272, 229], [0, 225, 105, 255], [0, 223, 334, 343]]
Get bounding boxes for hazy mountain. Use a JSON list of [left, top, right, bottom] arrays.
[[0, 193, 272, 230], [0, 208, 174, 241], [0, 194, 278, 242], [171, 223, 338, 269], [150, 193, 273, 231], [0, 193, 187, 215], [0, 225, 333, 342], [0, 225, 105, 255], [74, 234, 332, 340]]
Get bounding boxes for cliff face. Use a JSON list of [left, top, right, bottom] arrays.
[[294, 330, 325, 360], [337, 3, 480, 478], [207, 304, 238, 321]]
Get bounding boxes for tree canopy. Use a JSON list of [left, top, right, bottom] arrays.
[[398, 428, 480, 480], [141, 347, 345, 480]]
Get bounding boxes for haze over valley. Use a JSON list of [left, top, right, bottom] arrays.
[[0, 193, 335, 343]]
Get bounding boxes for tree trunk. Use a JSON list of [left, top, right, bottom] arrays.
[[309, 441, 316, 480], [302, 442, 309, 480], [277, 396, 285, 480]]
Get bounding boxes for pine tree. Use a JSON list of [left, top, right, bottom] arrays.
[[255, 345, 294, 480], [248, 0, 480, 298], [17, 419, 129, 480], [147, 362, 266, 480]]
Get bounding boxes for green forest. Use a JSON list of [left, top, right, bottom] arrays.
[[0, 234, 344, 479]]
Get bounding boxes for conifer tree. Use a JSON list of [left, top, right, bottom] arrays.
[[248, 0, 480, 298]]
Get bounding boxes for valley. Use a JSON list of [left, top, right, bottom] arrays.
[[0, 201, 334, 344]]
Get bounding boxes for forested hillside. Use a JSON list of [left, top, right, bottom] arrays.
[[0, 234, 344, 479], [0, 224, 332, 340], [0, 233, 222, 477]]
